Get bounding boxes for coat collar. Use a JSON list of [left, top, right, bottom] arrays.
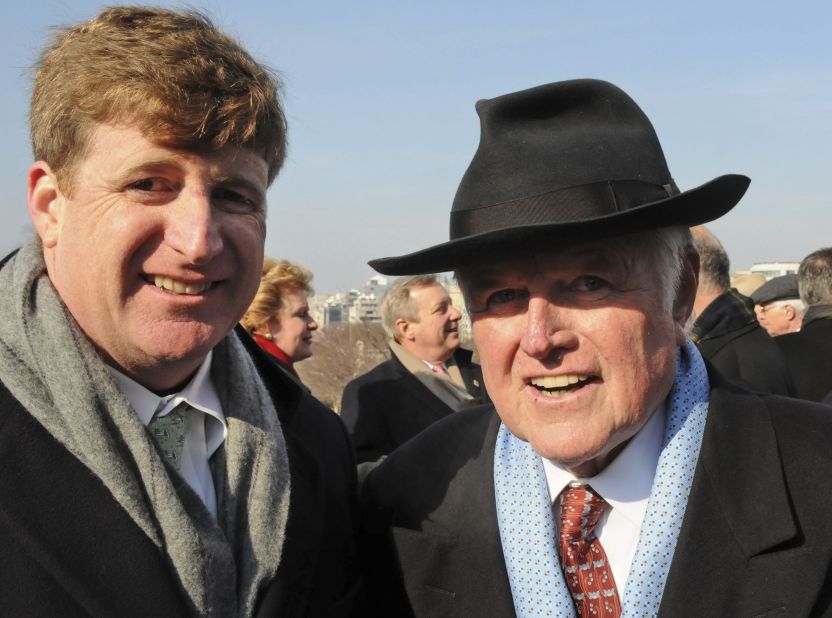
[[660, 372, 831, 616]]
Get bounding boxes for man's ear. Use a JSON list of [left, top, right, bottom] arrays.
[[395, 317, 413, 342], [672, 248, 700, 345], [784, 305, 796, 320], [28, 162, 64, 249]]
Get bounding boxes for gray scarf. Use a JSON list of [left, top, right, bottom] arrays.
[[0, 241, 290, 616]]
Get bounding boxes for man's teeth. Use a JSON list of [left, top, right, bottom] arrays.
[[153, 276, 210, 295], [530, 374, 591, 397]]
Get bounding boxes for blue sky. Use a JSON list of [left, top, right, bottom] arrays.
[[1, 1, 829, 292]]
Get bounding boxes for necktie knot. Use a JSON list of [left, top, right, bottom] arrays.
[[148, 401, 189, 470], [431, 362, 447, 375], [560, 484, 607, 541]]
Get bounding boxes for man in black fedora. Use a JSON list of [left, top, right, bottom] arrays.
[[358, 79, 832, 617]]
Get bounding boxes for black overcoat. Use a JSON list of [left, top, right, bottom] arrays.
[[359, 368, 832, 617], [0, 327, 360, 617], [776, 315, 832, 402], [340, 348, 488, 463]]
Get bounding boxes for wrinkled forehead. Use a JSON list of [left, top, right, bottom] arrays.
[[457, 237, 645, 291]]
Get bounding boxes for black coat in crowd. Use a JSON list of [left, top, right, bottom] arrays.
[[691, 289, 794, 396], [776, 307, 832, 402], [340, 348, 488, 463]]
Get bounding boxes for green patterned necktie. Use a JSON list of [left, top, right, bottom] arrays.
[[148, 401, 189, 470]]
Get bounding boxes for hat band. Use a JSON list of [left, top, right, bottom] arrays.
[[450, 180, 674, 238]]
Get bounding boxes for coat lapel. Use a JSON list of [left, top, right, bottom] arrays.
[[238, 327, 326, 617], [384, 409, 515, 616], [254, 423, 324, 617], [660, 383, 831, 616]]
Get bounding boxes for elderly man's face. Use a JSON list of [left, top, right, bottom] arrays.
[[28, 123, 268, 391], [755, 302, 793, 336], [462, 240, 695, 477]]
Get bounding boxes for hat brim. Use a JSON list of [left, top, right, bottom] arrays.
[[370, 174, 749, 275]]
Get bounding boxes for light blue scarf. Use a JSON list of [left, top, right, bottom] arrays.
[[494, 339, 710, 617]]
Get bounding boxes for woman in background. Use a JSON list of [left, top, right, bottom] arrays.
[[241, 258, 318, 378]]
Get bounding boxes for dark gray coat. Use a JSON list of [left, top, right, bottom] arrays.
[[359, 369, 832, 617]]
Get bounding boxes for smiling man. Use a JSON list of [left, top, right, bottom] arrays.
[[359, 80, 832, 617], [0, 7, 357, 617], [341, 275, 489, 463]]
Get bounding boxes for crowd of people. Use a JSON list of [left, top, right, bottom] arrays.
[[2, 5, 831, 618]]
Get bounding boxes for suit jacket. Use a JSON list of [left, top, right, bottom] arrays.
[[359, 369, 832, 617], [0, 327, 359, 617], [776, 312, 832, 402], [340, 347, 489, 463]]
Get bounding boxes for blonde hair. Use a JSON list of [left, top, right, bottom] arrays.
[[30, 6, 287, 193], [241, 258, 314, 332]]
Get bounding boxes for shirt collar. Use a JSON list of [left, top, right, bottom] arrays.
[[542, 400, 666, 527], [109, 351, 224, 428]]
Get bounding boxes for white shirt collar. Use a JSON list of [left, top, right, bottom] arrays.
[[108, 351, 227, 454], [542, 400, 665, 527]]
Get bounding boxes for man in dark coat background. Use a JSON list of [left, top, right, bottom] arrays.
[[777, 247, 832, 402], [688, 225, 794, 395], [359, 79, 832, 617], [341, 274, 488, 463], [0, 7, 358, 616]]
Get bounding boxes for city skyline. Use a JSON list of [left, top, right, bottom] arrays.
[[1, 1, 829, 292]]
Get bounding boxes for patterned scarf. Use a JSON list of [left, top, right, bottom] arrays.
[[494, 339, 709, 617]]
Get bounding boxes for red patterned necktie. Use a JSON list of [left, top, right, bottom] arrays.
[[558, 484, 622, 618]]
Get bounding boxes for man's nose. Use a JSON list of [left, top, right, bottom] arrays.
[[166, 188, 223, 265], [520, 296, 575, 359]]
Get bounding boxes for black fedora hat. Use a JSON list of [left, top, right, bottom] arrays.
[[370, 79, 749, 275]]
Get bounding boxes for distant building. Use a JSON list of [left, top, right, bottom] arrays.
[[321, 275, 389, 327], [322, 299, 343, 327], [747, 262, 800, 280]]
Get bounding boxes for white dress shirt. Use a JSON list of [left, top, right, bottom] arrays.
[[110, 351, 228, 519], [542, 402, 665, 594]]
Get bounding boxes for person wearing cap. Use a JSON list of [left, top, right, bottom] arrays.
[[753, 273, 805, 336], [776, 248, 832, 402], [688, 226, 794, 395], [358, 80, 832, 617]]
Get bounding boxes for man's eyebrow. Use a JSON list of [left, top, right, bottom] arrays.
[[458, 271, 505, 291], [211, 174, 267, 197], [111, 157, 182, 183]]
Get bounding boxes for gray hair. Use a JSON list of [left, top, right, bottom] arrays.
[[769, 297, 807, 319], [798, 247, 832, 306], [380, 274, 440, 342]]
